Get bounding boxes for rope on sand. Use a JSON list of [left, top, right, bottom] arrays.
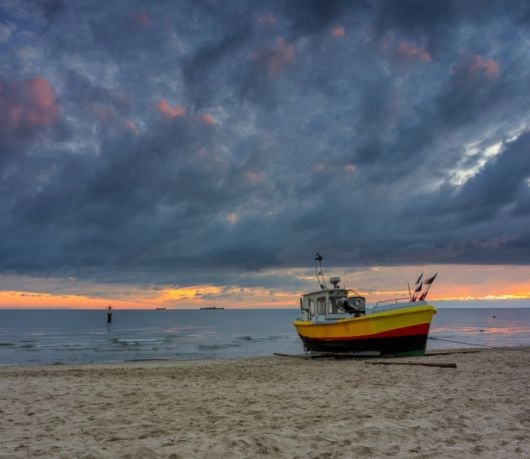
[[428, 336, 503, 349], [365, 361, 457, 368], [429, 337, 530, 352]]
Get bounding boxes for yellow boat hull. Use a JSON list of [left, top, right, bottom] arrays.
[[293, 304, 437, 356]]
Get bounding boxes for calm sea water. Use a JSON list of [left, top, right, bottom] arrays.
[[1, 306, 529, 365]]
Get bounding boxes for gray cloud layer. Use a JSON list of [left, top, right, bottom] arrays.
[[1, 0, 530, 288]]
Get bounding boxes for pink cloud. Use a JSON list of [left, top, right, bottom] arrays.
[[397, 41, 432, 62], [0, 77, 60, 137], [469, 55, 499, 78], [226, 213, 238, 224], [331, 25, 345, 38], [200, 113, 215, 125], [450, 54, 501, 81], [125, 120, 139, 134], [156, 99, 186, 118]]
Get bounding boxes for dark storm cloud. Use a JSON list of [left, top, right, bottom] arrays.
[[1, 0, 530, 288], [374, 0, 457, 39], [41, 0, 66, 22], [181, 9, 253, 108], [282, 0, 362, 37]]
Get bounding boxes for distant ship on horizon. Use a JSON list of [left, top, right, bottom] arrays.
[[199, 306, 225, 310]]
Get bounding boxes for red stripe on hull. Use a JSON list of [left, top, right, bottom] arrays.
[[371, 323, 430, 339], [310, 323, 431, 342]]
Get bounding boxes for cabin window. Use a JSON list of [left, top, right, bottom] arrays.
[[316, 297, 326, 315]]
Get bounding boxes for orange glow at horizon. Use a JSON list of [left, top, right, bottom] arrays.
[[0, 291, 148, 309], [157, 285, 222, 302], [1, 265, 530, 309], [2, 281, 530, 310], [429, 285, 530, 302]]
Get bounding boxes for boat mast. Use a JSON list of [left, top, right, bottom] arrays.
[[314, 252, 328, 290]]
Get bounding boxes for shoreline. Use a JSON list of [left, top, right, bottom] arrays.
[[1, 348, 529, 458], [0, 344, 526, 369]]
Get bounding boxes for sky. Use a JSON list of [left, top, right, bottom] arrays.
[[1, 0, 530, 309]]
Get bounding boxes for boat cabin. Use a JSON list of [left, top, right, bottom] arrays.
[[298, 277, 366, 322]]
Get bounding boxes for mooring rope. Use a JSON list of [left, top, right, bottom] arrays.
[[428, 336, 502, 349]]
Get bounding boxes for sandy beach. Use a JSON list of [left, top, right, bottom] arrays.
[[1, 348, 529, 458]]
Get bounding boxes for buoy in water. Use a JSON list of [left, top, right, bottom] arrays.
[[107, 305, 112, 324]]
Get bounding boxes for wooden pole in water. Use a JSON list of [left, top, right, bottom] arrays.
[[107, 305, 112, 324]]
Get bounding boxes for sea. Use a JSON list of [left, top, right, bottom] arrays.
[[1, 305, 529, 366]]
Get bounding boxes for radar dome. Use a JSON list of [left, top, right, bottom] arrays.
[[329, 276, 341, 288]]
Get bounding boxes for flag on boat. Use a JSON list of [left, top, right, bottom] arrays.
[[424, 273, 438, 285], [419, 273, 438, 300]]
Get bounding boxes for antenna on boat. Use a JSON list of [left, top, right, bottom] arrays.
[[314, 252, 328, 290]]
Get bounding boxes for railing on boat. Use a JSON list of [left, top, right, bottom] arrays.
[[375, 297, 412, 307]]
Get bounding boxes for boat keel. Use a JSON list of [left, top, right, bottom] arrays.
[[299, 333, 429, 356]]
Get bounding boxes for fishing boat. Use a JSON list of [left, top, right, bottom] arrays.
[[293, 254, 437, 356]]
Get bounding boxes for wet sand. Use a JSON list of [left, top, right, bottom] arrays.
[[1, 348, 529, 458]]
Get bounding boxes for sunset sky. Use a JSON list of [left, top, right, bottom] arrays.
[[1, 1, 530, 309]]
